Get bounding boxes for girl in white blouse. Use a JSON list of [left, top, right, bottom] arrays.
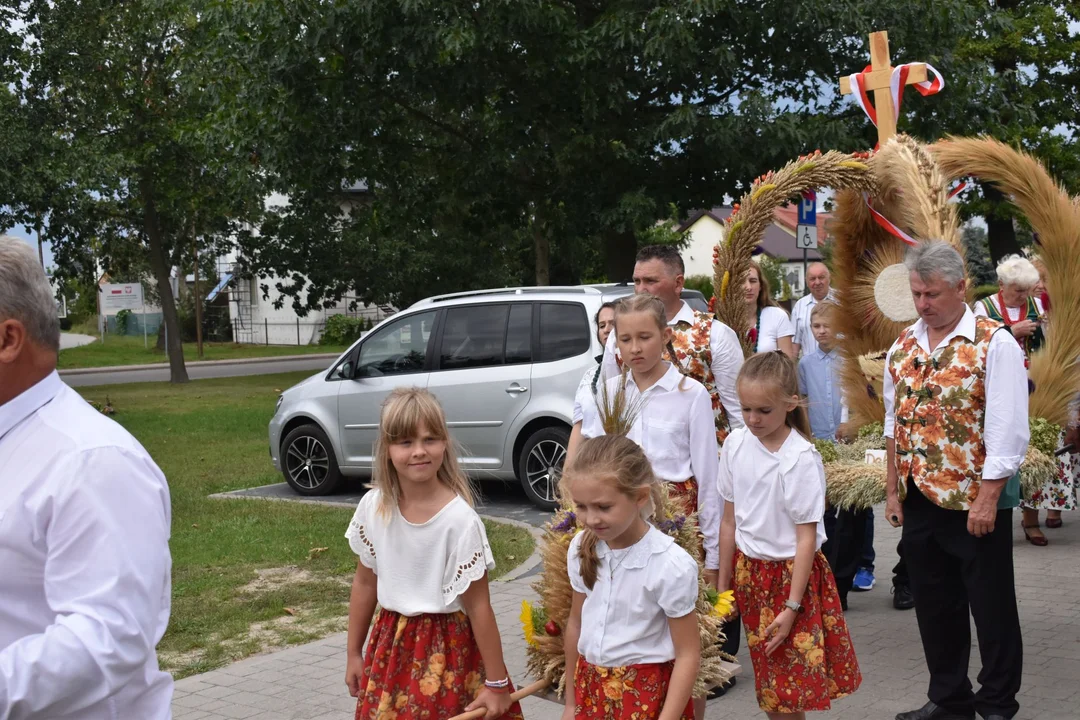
[[344, 388, 523, 720], [743, 263, 795, 357], [716, 352, 860, 718], [561, 434, 700, 720], [594, 294, 721, 579]]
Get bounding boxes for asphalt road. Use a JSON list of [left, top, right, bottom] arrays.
[[62, 356, 334, 387]]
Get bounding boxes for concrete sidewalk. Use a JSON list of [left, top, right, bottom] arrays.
[[173, 513, 1080, 720], [59, 352, 341, 376]]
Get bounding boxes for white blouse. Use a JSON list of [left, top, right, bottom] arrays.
[[584, 364, 722, 569], [345, 489, 495, 615], [754, 306, 795, 353], [573, 363, 601, 426], [717, 428, 827, 561], [568, 526, 698, 667]]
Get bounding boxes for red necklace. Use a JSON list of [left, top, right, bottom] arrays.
[[995, 291, 1022, 327]]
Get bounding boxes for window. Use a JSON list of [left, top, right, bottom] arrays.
[[439, 305, 510, 370], [505, 304, 532, 364], [538, 303, 589, 362], [356, 310, 435, 376]]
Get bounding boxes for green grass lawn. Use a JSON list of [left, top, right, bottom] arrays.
[[59, 334, 349, 370], [76, 373, 535, 679]]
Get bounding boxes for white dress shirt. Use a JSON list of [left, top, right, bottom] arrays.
[[573, 363, 601, 426], [753, 306, 795, 353], [345, 489, 495, 615], [717, 428, 828, 561], [601, 300, 745, 430], [568, 526, 698, 667], [792, 290, 837, 356], [0, 372, 173, 720], [587, 364, 722, 569], [882, 307, 1030, 480]]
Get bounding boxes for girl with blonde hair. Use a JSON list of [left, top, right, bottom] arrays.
[[344, 387, 523, 720], [560, 434, 701, 720]]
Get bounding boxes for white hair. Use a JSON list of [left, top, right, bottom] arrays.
[[0, 236, 61, 352], [904, 240, 966, 285], [995, 254, 1040, 290]]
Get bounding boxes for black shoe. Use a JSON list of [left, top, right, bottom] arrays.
[[981, 715, 1009, 720], [895, 700, 974, 720], [892, 584, 915, 610], [706, 676, 736, 699]]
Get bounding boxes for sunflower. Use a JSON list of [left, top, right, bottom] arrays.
[[704, 588, 736, 618], [520, 600, 537, 647]]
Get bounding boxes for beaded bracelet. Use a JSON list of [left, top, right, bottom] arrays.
[[484, 677, 510, 692]]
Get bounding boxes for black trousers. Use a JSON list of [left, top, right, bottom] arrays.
[[902, 479, 1022, 719], [822, 506, 869, 604]]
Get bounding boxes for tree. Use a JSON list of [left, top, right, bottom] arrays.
[[9, 0, 264, 381], [962, 225, 997, 287], [905, 1, 1080, 262], [201, 0, 978, 313]]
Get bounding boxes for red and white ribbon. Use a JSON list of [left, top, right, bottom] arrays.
[[863, 193, 918, 247], [847, 62, 945, 130], [947, 179, 967, 199]]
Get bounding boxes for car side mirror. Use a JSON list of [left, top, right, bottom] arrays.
[[337, 361, 355, 380], [351, 363, 370, 379]]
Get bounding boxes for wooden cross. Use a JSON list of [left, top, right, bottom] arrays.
[[839, 30, 928, 145]]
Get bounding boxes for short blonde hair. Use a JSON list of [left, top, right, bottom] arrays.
[[810, 300, 836, 322], [372, 387, 475, 517]]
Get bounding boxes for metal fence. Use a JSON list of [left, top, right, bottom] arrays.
[[230, 319, 330, 347]]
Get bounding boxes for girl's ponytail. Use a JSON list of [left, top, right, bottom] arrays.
[[576, 529, 601, 590]]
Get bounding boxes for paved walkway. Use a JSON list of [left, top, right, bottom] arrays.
[[59, 332, 97, 349], [173, 512, 1080, 720]]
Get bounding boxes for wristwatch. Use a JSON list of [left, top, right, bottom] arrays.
[[783, 599, 804, 614]]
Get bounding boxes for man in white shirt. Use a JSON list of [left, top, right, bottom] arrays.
[[883, 241, 1027, 720], [0, 236, 173, 720], [791, 262, 836, 357]]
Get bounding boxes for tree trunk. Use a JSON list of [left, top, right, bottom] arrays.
[[981, 182, 1020, 265], [140, 166, 189, 383], [533, 220, 550, 286], [603, 228, 637, 283], [35, 220, 45, 267]]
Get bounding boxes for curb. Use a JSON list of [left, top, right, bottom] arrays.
[[207, 490, 545, 583], [59, 353, 341, 376]]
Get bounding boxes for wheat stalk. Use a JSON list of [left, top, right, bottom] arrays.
[[712, 150, 877, 356], [932, 136, 1080, 428]]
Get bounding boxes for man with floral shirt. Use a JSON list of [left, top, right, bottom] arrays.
[[884, 241, 1028, 720]]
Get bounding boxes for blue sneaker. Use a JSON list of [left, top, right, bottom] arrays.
[[852, 567, 875, 591]]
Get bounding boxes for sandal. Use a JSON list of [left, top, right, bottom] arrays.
[[1046, 515, 1063, 529], [1022, 522, 1049, 546]]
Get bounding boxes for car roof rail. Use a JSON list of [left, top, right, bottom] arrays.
[[416, 285, 603, 305]]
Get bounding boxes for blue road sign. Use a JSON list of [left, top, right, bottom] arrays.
[[798, 191, 817, 225]]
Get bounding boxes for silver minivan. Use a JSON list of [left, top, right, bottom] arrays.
[[268, 284, 708, 509]]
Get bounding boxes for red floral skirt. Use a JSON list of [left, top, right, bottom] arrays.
[[356, 610, 524, 720], [573, 656, 693, 720], [732, 550, 861, 713]]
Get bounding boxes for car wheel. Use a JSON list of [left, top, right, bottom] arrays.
[[517, 426, 569, 510], [281, 424, 342, 496]]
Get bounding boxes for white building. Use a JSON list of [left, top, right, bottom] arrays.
[[220, 184, 395, 346], [678, 206, 831, 298]]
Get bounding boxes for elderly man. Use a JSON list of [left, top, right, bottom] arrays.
[[791, 261, 836, 356], [599, 244, 745, 704], [884, 241, 1028, 720], [0, 237, 173, 719]]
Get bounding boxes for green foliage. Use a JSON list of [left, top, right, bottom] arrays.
[[1029, 418, 1062, 458], [683, 275, 715, 300], [972, 284, 999, 301], [757, 256, 790, 301], [813, 439, 840, 463], [198, 0, 980, 312], [962, 226, 997, 287], [320, 315, 371, 347], [115, 309, 133, 335], [857, 422, 885, 440]]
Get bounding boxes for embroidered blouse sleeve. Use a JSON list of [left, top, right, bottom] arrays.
[[442, 513, 496, 605], [783, 448, 826, 524], [973, 299, 989, 318], [566, 532, 588, 595], [345, 491, 378, 572], [650, 548, 698, 618]]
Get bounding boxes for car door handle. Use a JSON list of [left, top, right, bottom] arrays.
[[505, 384, 528, 394]]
